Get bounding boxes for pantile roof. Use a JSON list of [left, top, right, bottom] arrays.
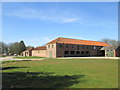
[[33, 46, 46, 50], [100, 46, 120, 50], [47, 37, 111, 46]]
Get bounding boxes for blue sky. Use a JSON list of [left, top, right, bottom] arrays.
[[2, 2, 118, 47]]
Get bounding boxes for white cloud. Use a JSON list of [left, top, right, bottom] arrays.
[[61, 18, 80, 23], [4, 8, 80, 23]]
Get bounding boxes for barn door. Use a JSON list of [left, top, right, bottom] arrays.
[[49, 51, 52, 58]]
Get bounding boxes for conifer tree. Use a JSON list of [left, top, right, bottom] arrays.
[[19, 41, 26, 55]]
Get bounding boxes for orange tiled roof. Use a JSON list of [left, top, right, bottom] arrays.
[[33, 46, 46, 50], [47, 37, 111, 46]]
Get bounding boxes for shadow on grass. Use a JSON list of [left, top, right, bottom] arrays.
[[2, 72, 85, 88], [1, 66, 27, 70]]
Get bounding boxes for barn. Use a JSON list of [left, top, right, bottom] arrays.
[[21, 37, 113, 58]]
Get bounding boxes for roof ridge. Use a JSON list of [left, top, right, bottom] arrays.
[[36, 46, 46, 48], [56, 37, 64, 43], [58, 37, 100, 42], [56, 37, 60, 43], [59, 37, 111, 45], [46, 37, 111, 46]]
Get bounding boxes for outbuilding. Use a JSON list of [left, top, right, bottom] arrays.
[[100, 46, 120, 57], [32, 46, 47, 57], [21, 47, 34, 56]]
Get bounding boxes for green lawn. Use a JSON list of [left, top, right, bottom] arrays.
[[0, 60, 17, 64], [2, 59, 118, 88], [13, 56, 46, 59]]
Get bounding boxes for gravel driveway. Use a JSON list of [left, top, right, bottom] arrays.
[[0, 56, 46, 61]]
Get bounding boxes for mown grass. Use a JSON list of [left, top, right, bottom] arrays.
[[0, 60, 17, 64], [13, 56, 46, 59], [0, 60, 32, 64], [1, 59, 118, 88]]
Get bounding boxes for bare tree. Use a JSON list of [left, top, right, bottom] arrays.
[[100, 38, 120, 46], [0, 42, 8, 55]]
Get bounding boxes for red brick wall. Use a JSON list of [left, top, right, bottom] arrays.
[[56, 43, 103, 57]]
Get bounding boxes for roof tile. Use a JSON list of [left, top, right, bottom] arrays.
[[47, 37, 111, 46], [33, 46, 46, 50]]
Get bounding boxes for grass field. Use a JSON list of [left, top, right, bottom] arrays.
[[13, 56, 46, 59], [0, 60, 17, 64], [1, 59, 118, 88]]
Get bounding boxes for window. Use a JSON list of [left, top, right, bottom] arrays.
[[77, 45, 79, 50], [82, 45, 84, 49], [52, 44, 54, 48], [64, 51, 69, 54], [66, 44, 69, 48], [59, 44, 62, 48], [86, 51, 89, 54], [26, 52, 29, 55], [86, 46, 88, 49], [76, 51, 80, 54], [70, 51, 75, 54], [48, 45, 50, 48], [81, 51, 84, 54], [84, 46, 86, 49], [72, 45, 74, 48]]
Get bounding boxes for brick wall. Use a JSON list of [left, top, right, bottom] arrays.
[[21, 51, 32, 56], [32, 50, 47, 57], [46, 43, 57, 58], [56, 43, 103, 57]]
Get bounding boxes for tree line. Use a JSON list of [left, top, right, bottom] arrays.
[[0, 41, 33, 56]]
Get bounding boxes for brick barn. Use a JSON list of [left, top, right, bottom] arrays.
[[46, 37, 110, 58], [21, 37, 111, 58]]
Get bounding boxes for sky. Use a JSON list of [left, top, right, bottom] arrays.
[[2, 2, 118, 47]]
